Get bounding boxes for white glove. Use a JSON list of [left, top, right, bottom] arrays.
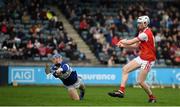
[[56, 68, 63, 73]]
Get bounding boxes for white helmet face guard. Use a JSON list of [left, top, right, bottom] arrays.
[[137, 16, 150, 27]]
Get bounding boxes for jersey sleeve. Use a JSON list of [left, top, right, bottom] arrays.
[[61, 64, 70, 73], [137, 32, 148, 41]]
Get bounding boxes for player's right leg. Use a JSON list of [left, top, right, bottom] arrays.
[[67, 76, 85, 100], [68, 88, 80, 100], [79, 83, 85, 100], [108, 58, 140, 98], [120, 59, 141, 89]]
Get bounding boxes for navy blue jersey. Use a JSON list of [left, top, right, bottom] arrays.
[[50, 61, 78, 86]]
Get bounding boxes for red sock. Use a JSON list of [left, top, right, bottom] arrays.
[[148, 94, 156, 99], [119, 86, 125, 93]]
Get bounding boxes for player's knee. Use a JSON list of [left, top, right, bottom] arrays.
[[137, 80, 144, 86], [122, 66, 129, 74], [69, 93, 80, 100], [72, 97, 80, 100]]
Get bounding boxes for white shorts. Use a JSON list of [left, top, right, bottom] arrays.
[[133, 56, 155, 71], [65, 76, 84, 90]]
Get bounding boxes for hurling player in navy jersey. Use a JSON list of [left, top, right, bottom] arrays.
[[45, 53, 85, 100]]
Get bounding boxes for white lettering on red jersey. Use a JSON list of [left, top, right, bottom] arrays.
[[137, 27, 156, 61]]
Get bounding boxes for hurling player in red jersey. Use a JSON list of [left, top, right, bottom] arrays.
[[108, 16, 157, 103]]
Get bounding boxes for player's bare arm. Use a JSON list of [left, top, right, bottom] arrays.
[[45, 63, 50, 74], [116, 38, 140, 48], [116, 41, 139, 48], [120, 38, 140, 45]]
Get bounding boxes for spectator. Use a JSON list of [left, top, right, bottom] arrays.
[[80, 19, 89, 31], [38, 43, 47, 57], [1, 20, 7, 34], [111, 35, 120, 46], [22, 11, 30, 24], [108, 55, 115, 67]]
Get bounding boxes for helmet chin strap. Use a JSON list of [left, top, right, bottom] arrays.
[[139, 25, 147, 31]]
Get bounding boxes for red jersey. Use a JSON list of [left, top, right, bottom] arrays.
[[137, 28, 156, 61]]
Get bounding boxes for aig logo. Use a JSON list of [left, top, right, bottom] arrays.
[[12, 69, 34, 82]]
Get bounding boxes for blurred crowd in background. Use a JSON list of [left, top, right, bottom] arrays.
[[59, 0, 180, 66], [0, 0, 86, 62], [0, 0, 180, 66]]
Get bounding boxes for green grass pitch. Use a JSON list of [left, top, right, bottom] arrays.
[[0, 86, 180, 106]]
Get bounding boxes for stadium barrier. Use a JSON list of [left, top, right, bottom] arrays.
[[7, 66, 180, 86], [0, 66, 8, 86]]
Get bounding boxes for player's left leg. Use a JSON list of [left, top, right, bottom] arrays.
[[137, 65, 156, 103], [67, 88, 80, 100]]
